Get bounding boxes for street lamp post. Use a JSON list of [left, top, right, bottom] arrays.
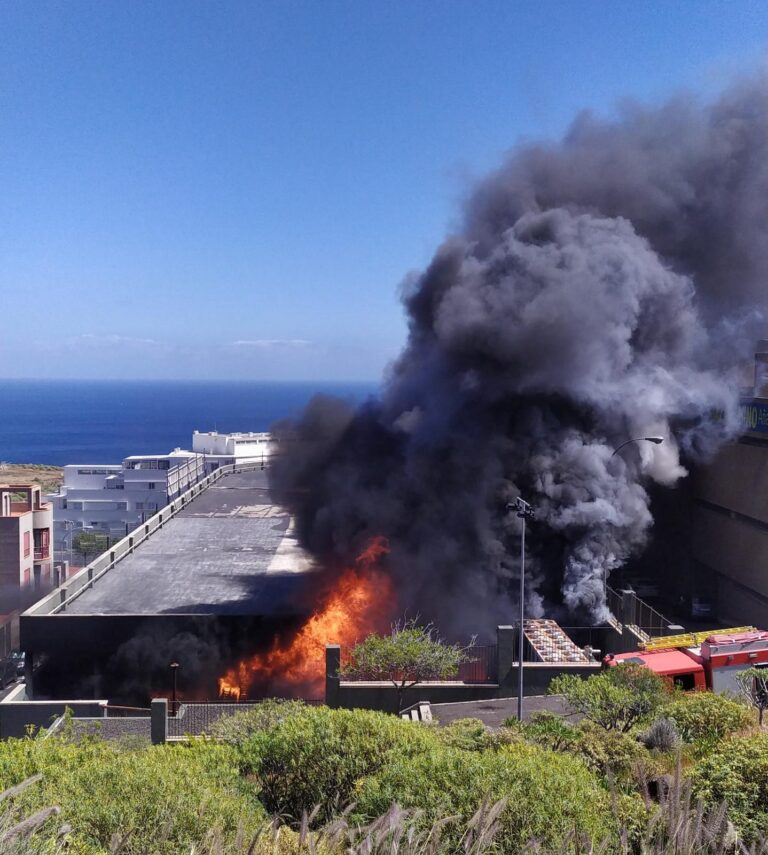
[[514, 497, 535, 722], [611, 436, 664, 457], [170, 662, 179, 716]]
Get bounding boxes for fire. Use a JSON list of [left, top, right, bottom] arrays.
[[218, 536, 395, 700]]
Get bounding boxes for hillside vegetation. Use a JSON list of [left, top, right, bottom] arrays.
[[0, 464, 63, 493], [0, 668, 765, 853]]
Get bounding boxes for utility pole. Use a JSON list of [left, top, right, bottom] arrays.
[[170, 662, 179, 716], [514, 496, 534, 722]]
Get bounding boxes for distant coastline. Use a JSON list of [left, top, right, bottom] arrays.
[[0, 379, 378, 466]]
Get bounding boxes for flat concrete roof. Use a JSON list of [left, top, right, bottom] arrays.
[[64, 469, 314, 616]]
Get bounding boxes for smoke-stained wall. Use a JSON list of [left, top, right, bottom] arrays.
[[272, 75, 768, 631]]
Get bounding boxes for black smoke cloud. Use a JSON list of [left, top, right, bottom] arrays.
[[271, 75, 768, 632]]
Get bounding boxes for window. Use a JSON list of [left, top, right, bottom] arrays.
[[114, 502, 128, 510], [23, 569, 30, 587], [23, 532, 30, 557], [147, 483, 156, 490]]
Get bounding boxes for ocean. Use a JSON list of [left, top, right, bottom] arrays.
[[0, 379, 379, 465]]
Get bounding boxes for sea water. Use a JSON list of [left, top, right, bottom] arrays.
[[0, 379, 378, 465]]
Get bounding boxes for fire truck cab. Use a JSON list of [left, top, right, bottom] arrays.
[[603, 628, 768, 693]]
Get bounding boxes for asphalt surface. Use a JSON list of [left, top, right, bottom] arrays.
[[430, 695, 576, 727], [65, 470, 314, 616]]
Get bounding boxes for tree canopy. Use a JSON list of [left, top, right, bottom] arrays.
[[341, 622, 471, 712]]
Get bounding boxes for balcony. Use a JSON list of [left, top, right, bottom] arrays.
[[34, 548, 50, 561]]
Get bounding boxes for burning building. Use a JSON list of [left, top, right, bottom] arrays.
[[22, 74, 768, 704], [271, 73, 768, 635]]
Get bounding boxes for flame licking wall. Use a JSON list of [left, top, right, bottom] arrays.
[[271, 75, 768, 631]]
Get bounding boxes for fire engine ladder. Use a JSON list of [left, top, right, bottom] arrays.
[[641, 626, 756, 651], [523, 619, 590, 663]]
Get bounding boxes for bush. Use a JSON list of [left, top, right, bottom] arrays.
[[640, 717, 681, 753], [436, 718, 523, 752], [663, 691, 752, 745], [689, 732, 768, 841], [208, 699, 307, 744], [0, 735, 264, 854], [550, 663, 667, 732], [353, 740, 630, 853], [522, 714, 653, 786], [520, 711, 577, 752], [237, 706, 439, 822]]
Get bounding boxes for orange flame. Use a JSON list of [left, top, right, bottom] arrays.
[[218, 535, 395, 700]]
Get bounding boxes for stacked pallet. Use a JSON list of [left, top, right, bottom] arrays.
[[524, 619, 589, 663]]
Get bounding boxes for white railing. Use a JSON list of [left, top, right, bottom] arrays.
[[23, 461, 265, 617]]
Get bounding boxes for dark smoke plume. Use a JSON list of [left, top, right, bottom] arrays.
[[271, 75, 768, 630]]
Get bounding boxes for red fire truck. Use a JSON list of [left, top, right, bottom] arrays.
[[603, 626, 768, 693]]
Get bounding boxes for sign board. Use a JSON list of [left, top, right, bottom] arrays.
[[740, 399, 768, 436]]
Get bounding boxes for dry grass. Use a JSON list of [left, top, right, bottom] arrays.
[[0, 464, 63, 493]]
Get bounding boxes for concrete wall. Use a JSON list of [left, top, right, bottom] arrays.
[[0, 699, 107, 739], [692, 441, 768, 624], [325, 626, 603, 713]]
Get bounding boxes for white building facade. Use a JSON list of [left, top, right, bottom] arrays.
[[48, 451, 205, 562], [47, 432, 272, 564], [192, 430, 273, 472]]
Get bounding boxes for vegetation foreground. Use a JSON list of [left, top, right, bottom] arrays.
[[1, 666, 768, 853]]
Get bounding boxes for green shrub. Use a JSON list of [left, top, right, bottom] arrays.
[[663, 691, 752, 745], [550, 663, 668, 732], [0, 735, 263, 854], [353, 740, 629, 852], [436, 718, 524, 752], [522, 713, 654, 787], [208, 699, 307, 744], [521, 711, 577, 752], [238, 706, 439, 822], [689, 731, 768, 841]]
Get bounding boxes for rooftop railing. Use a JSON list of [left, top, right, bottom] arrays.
[[22, 460, 265, 618]]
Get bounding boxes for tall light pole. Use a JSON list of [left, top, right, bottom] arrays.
[[514, 496, 534, 722], [170, 662, 179, 716], [611, 436, 664, 457]]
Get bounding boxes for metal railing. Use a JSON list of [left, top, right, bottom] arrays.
[[605, 586, 623, 627], [23, 460, 266, 617], [633, 598, 672, 641], [167, 700, 322, 738], [104, 705, 151, 718], [33, 548, 50, 561], [606, 585, 675, 641]]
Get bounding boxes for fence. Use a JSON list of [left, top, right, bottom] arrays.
[[605, 586, 624, 626], [606, 586, 675, 641], [165, 700, 322, 738]]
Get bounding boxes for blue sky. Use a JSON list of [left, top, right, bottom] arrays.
[[3, 2, 768, 381]]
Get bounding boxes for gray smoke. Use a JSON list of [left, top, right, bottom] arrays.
[[271, 74, 768, 631]]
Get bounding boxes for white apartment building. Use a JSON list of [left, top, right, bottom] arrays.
[[47, 432, 273, 563], [192, 430, 273, 472], [48, 450, 204, 561]]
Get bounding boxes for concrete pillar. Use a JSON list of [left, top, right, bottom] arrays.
[[325, 645, 341, 708], [620, 589, 637, 627], [496, 625, 516, 689], [151, 699, 168, 744]]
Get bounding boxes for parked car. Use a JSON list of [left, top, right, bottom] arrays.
[[9, 650, 24, 678], [0, 658, 18, 689]]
